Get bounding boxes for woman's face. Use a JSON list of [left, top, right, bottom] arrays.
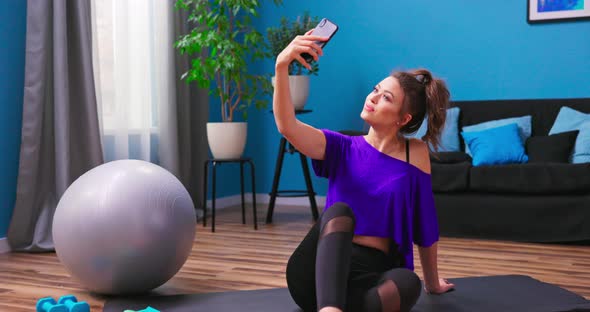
[[360, 76, 409, 130]]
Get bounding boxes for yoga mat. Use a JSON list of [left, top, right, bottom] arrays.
[[104, 275, 590, 312]]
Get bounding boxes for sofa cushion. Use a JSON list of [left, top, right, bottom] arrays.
[[462, 115, 532, 156], [431, 162, 471, 192], [570, 124, 590, 164], [451, 99, 590, 153], [461, 123, 529, 166], [549, 107, 590, 163], [526, 130, 579, 163], [470, 163, 590, 194], [412, 107, 461, 152], [431, 152, 472, 164], [549, 106, 590, 134]]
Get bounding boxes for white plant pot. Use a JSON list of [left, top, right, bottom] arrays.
[[272, 75, 310, 111], [206, 122, 247, 159]]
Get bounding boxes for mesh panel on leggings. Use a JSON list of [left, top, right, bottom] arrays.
[[376, 280, 399, 312], [319, 215, 354, 240]]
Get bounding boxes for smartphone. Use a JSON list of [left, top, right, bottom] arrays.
[[302, 18, 339, 62]]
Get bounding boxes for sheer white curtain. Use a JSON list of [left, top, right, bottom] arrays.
[[91, 0, 179, 176]]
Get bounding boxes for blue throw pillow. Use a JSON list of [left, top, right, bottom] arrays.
[[411, 107, 460, 152], [549, 106, 590, 134], [461, 123, 529, 166], [462, 115, 532, 156], [549, 106, 590, 163], [570, 122, 590, 163]]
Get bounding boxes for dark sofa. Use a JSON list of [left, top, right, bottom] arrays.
[[432, 98, 590, 243]]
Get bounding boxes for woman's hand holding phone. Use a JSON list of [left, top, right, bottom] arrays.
[[276, 18, 338, 72], [275, 30, 327, 72]]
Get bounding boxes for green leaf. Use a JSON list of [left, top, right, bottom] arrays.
[[174, 0, 283, 122]]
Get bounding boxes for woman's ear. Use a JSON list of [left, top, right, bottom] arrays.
[[400, 114, 413, 127]]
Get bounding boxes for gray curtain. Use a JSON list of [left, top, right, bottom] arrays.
[[7, 0, 103, 251], [173, 5, 209, 213]]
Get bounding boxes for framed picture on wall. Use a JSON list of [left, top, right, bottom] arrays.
[[528, 0, 590, 23]]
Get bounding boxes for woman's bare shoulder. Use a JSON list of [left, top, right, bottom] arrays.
[[408, 138, 431, 174]]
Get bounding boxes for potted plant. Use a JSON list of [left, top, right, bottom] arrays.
[[175, 0, 280, 159], [266, 12, 321, 111]]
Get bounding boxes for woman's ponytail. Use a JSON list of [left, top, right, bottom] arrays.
[[394, 69, 450, 152]]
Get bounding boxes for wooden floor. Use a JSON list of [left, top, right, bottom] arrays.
[[0, 204, 589, 311]]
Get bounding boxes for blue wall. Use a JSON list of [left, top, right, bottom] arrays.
[[0, 1, 27, 238], [1, 2, 588, 213], [237, 1, 590, 199]]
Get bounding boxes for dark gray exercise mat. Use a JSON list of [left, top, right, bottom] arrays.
[[103, 275, 590, 312]]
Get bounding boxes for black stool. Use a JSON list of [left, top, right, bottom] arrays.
[[202, 157, 257, 232], [266, 109, 319, 223]]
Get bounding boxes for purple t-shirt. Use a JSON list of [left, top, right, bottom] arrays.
[[311, 129, 439, 271]]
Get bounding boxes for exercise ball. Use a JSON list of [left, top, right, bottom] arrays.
[[52, 159, 196, 295]]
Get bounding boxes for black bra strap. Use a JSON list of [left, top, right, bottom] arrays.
[[405, 139, 410, 163]]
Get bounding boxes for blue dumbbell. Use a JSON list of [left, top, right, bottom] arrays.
[[123, 307, 160, 312], [36, 297, 68, 312], [57, 295, 90, 312]]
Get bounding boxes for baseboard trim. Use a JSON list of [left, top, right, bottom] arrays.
[[0, 237, 11, 254]]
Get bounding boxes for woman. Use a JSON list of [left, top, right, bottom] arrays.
[[274, 31, 455, 312]]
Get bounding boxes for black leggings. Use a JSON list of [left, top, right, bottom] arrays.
[[286, 202, 422, 312]]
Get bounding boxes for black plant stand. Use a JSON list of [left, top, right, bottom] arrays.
[[266, 109, 319, 223], [202, 157, 257, 232]]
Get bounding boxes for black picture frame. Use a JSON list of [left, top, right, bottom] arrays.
[[528, 0, 590, 23]]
